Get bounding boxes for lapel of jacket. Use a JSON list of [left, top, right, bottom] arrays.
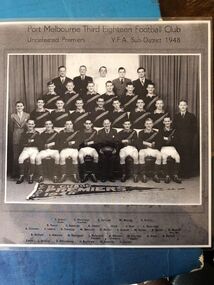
[[20, 112, 29, 127]]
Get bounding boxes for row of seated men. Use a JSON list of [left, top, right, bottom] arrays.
[[16, 115, 182, 185], [30, 82, 168, 130]]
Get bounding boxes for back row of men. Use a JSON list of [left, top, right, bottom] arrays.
[[50, 65, 153, 99]]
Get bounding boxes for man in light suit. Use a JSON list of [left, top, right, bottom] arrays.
[[112, 67, 131, 100], [52, 65, 72, 97], [11, 101, 30, 177], [73, 65, 93, 97], [133, 67, 153, 100]]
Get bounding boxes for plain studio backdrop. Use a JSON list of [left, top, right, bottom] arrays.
[[66, 54, 139, 80]]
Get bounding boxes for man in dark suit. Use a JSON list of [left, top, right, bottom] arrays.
[[96, 119, 117, 182], [73, 65, 93, 96], [173, 100, 198, 178], [112, 67, 131, 99], [52, 65, 72, 97], [133, 67, 153, 100]]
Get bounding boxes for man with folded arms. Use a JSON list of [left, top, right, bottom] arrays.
[[78, 119, 99, 183], [138, 118, 162, 183], [58, 120, 80, 183], [16, 119, 40, 184], [116, 120, 139, 183], [35, 120, 60, 183]]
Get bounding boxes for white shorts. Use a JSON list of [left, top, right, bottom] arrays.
[[36, 149, 60, 164], [18, 147, 39, 164], [139, 148, 162, 164], [161, 146, 180, 163], [119, 146, 138, 164], [60, 148, 79, 164], [78, 147, 99, 162]]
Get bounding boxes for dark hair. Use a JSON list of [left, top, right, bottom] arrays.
[[37, 98, 44, 103], [105, 80, 113, 85], [126, 82, 134, 87], [47, 81, 55, 86], [80, 65, 87, 69], [15, 100, 24, 106], [99, 66, 107, 72], [112, 98, 120, 103], [27, 119, 35, 124], [118, 67, 125, 72], [145, 117, 153, 123], [66, 79, 74, 84], [137, 67, 146, 72], [97, 97, 104, 101], [45, 120, 53, 124], [179, 99, 188, 104], [147, 82, 155, 87], [58, 65, 66, 71]]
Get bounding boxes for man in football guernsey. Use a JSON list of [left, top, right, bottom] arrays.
[[116, 120, 138, 183], [30, 98, 51, 128], [102, 81, 117, 111], [160, 117, 181, 184], [16, 119, 40, 184], [82, 82, 101, 112], [50, 99, 70, 128], [129, 98, 151, 129], [78, 120, 99, 183], [42, 81, 61, 110], [35, 120, 60, 183], [90, 97, 109, 128], [121, 82, 139, 113], [138, 118, 162, 183], [61, 80, 80, 111], [109, 99, 128, 128], [144, 83, 159, 113], [58, 120, 80, 183], [151, 99, 169, 130], [96, 119, 117, 182], [70, 99, 89, 130]]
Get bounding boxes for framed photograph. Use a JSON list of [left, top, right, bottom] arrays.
[[0, 20, 211, 247]]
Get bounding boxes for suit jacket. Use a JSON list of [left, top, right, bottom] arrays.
[[11, 112, 30, 144], [52, 76, 72, 96], [133, 78, 153, 99], [73, 75, 93, 96], [112, 78, 131, 98], [173, 111, 197, 146], [96, 128, 117, 150]]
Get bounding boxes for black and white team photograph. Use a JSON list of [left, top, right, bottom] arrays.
[[6, 53, 200, 204]]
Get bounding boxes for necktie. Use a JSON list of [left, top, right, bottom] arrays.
[[121, 79, 124, 84], [61, 77, 65, 84]]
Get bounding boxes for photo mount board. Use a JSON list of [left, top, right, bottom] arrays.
[[0, 20, 212, 247]]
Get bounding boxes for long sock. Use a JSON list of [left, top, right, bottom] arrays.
[[29, 164, 35, 175], [19, 163, 25, 176], [61, 164, 67, 176]]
